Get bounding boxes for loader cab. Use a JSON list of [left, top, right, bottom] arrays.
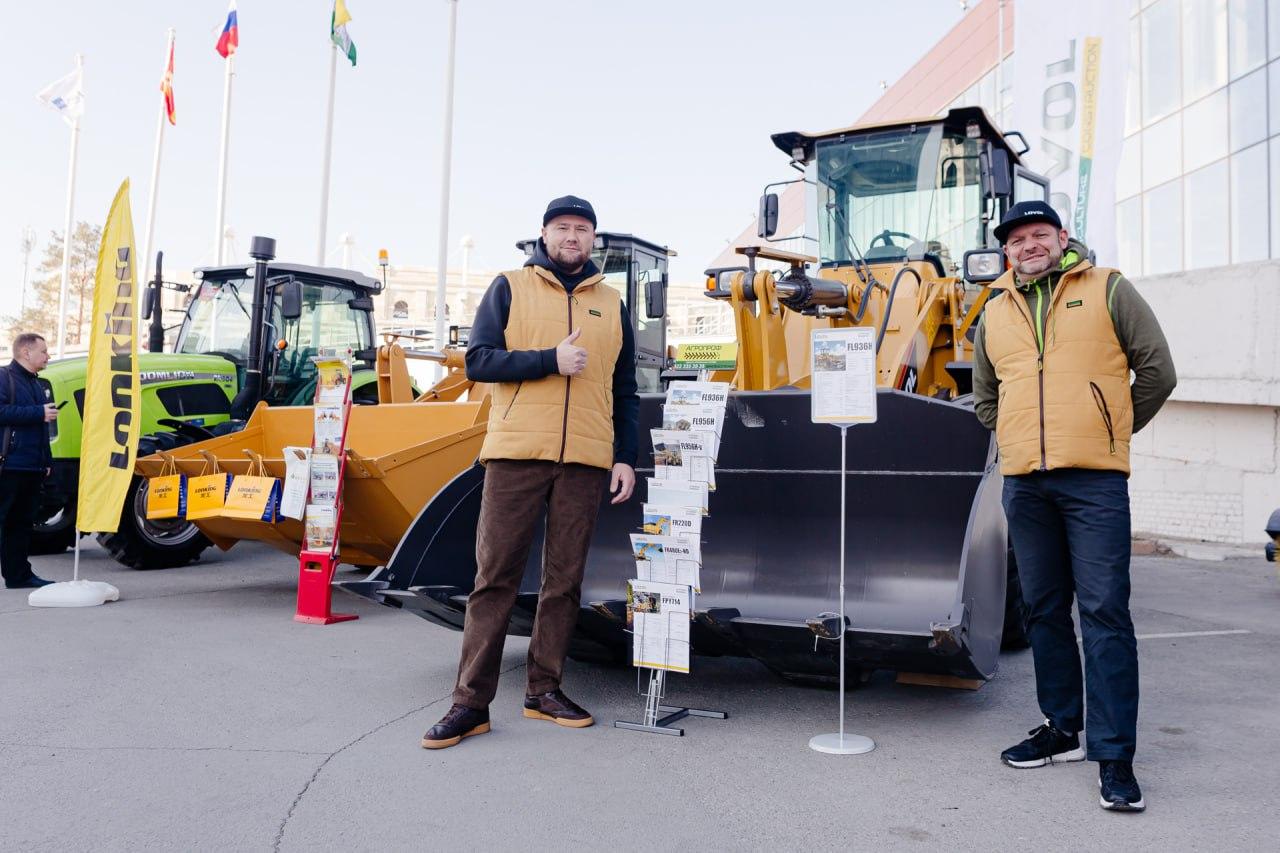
[[517, 232, 674, 393], [175, 264, 379, 406], [768, 107, 1045, 282]]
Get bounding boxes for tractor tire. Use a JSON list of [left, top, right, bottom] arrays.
[[97, 475, 211, 570], [29, 501, 78, 555], [1001, 542, 1032, 651]]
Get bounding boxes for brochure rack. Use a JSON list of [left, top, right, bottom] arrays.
[[294, 352, 358, 625]]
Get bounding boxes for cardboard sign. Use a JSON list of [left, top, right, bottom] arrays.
[[185, 472, 232, 519]]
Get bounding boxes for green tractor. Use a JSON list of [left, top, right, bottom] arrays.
[[37, 236, 390, 569]]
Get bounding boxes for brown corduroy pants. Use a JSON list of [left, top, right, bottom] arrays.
[[452, 459, 609, 709]]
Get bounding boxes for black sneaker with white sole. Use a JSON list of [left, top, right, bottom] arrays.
[[1099, 760, 1145, 812], [1000, 720, 1086, 768]]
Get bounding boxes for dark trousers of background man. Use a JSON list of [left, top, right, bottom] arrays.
[[452, 459, 609, 710], [0, 471, 45, 587], [1002, 468, 1139, 762]]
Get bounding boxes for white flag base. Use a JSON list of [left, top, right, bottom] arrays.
[[28, 580, 119, 608], [809, 732, 875, 755]]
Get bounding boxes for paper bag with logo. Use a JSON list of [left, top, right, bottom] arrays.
[[185, 460, 232, 520], [221, 457, 282, 522], [145, 456, 186, 520]]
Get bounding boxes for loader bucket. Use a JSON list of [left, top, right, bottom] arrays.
[[134, 400, 488, 567], [344, 388, 1011, 681]]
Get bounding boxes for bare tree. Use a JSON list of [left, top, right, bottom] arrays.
[[4, 222, 101, 346]]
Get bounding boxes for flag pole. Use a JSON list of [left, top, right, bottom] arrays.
[[55, 53, 84, 359], [317, 42, 339, 265], [141, 28, 175, 320], [214, 53, 235, 264], [433, 0, 459, 371]]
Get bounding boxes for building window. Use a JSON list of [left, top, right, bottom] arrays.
[[1142, 0, 1182, 123], [1144, 178, 1183, 274], [1229, 66, 1268, 150], [1183, 88, 1229, 171], [1118, 195, 1144, 276], [1183, 0, 1229, 104], [1184, 159, 1230, 269], [1230, 141, 1269, 261], [1143, 113, 1182, 189], [1229, 0, 1268, 79], [392, 299, 409, 320]]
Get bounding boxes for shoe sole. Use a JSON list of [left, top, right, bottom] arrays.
[[522, 708, 594, 728], [420, 721, 490, 749], [1001, 746, 1086, 768]]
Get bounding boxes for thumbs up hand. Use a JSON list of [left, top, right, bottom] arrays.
[[556, 328, 587, 376]]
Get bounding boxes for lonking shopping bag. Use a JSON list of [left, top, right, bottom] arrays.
[[221, 457, 282, 522], [185, 461, 233, 520], [145, 456, 186, 520]]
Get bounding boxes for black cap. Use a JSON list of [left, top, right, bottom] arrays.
[[993, 200, 1063, 243], [543, 195, 597, 228]]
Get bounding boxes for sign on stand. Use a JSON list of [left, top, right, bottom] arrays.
[[809, 326, 877, 756], [294, 351, 359, 625]]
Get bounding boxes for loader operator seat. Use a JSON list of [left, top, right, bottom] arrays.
[[863, 229, 919, 264]]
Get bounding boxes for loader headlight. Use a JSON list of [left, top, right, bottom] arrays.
[[962, 249, 1005, 284]]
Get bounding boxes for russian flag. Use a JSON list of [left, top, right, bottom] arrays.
[[215, 1, 239, 58]]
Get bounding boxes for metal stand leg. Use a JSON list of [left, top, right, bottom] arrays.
[[615, 668, 727, 737], [809, 425, 875, 756]]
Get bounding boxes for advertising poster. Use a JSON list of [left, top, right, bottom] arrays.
[[810, 327, 877, 425]]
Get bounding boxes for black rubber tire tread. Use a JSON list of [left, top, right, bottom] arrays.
[[28, 516, 77, 555], [1001, 543, 1032, 651], [96, 475, 212, 570]]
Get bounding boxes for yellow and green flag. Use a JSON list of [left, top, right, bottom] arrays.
[[331, 0, 357, 66], [77, 179, 141, 533]]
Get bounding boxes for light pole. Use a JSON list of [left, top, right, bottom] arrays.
[[19, 226, 36, 315]]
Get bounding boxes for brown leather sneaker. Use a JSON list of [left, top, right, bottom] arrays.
[[421, 703, 490, 749], [522, 689, 594, 728]]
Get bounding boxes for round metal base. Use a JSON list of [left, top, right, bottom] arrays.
[[809, 732, 875, 755]]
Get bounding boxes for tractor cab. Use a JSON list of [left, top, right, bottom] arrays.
[[517, 231, 674, 392], [175, 263, 380, 407], [766, 107, 1049, 285]]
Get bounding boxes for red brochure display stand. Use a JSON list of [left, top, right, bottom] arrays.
[[294, 353, 358, 625]]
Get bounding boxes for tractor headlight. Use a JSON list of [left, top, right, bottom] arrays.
[[963, 249, 1005, 284]]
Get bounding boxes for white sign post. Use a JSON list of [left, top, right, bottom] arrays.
[[808, 327, 877, 756]]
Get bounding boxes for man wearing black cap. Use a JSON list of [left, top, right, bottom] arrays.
[[422, 195, 639, 749], [973, 201, 1176, 811]]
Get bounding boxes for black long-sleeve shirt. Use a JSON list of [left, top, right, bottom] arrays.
[[465, 241, 640, 467]]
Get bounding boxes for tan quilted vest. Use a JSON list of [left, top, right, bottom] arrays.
[[479, 265, 623, 470], [982, 262, 1132, 476]]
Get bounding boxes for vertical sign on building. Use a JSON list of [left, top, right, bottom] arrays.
[[1011, 0, 1129, 265]]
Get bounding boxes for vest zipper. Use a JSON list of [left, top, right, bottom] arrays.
[[1035, 282, 1047, 470], [558, 294, 573, 463], [1089, 381, 1117, 454]]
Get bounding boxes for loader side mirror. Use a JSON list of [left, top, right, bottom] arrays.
[[644, 271, 667, 319], [981, 148, 1013, 199], [347, 295, 375, 312], [757, 192, 780, 239], [279, 278, 303, 320], [141, 287, 156, 321]]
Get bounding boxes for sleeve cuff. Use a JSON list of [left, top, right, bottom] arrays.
[[540, 348, 559, 377]]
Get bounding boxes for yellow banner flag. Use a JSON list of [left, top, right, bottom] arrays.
[[77, 180, 142, 533]]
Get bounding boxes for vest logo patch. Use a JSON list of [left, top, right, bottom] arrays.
[[588, 308, 602, 317], [1067, 299, 1083, 308]]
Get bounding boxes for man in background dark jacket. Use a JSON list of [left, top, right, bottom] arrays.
[[1, 333, 58, 589]]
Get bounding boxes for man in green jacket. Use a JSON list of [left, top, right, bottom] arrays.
[[974, 201, 1176, 812]]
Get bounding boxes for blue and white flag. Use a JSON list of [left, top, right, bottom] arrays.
[[36, 66, 85, 126]]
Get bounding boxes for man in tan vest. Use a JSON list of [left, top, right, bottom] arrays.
[[974, 201, 1176, 812], [422, 196, 638, 749]]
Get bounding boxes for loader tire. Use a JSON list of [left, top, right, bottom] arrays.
[[1001, 543, 1032, 651], [29, 501, 77, 555], [97, 475, 211, 570]]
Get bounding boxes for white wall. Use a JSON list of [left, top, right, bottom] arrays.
[[1129, 263, 1280, 544]]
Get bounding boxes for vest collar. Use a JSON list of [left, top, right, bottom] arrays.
[[530, 264, 604, 294]]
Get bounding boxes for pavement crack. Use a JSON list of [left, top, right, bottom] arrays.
[[271, 660, 527, 852], [0, 742, 328, 756]]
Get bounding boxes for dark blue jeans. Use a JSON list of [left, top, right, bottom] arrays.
[[1002, 468, 1138, 762]]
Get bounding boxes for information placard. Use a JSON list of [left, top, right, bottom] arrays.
[[810, 327, 878, 425]]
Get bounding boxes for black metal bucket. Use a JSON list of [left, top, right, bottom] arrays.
[[340, 388, 1010, 681]]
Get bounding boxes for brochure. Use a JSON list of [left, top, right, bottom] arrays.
[[304, 503, 337, 552], [627, 579, 692, 673], [309, 452, 341, 505], [661, 404, 723, 458], [279, 446, 311, 520], [629, 533, 669, 581], [313, 405, 345, 454], [811, 327, 878, 424], [651, 428, 714, 489], [665, 380, 730, 409], [642, 503, 703, 540], [646, 478, 708, 514], [315, 360, 350, 406]]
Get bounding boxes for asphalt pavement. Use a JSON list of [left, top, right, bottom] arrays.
[[1, 539, 1276, 851]]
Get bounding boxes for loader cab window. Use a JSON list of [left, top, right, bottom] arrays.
[[816, 125, 984, 274], [592, 244, 664, 393], [268, 283, 375, 397], [177, 278, 255, 359]]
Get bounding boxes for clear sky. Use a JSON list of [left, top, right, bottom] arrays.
[[3, 0, 966, 318]]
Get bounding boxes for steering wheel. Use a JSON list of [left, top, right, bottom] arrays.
[[869, 230, 919, 249]]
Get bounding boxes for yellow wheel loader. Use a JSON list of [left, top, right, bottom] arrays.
[[140, 107, 1048, 684]]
